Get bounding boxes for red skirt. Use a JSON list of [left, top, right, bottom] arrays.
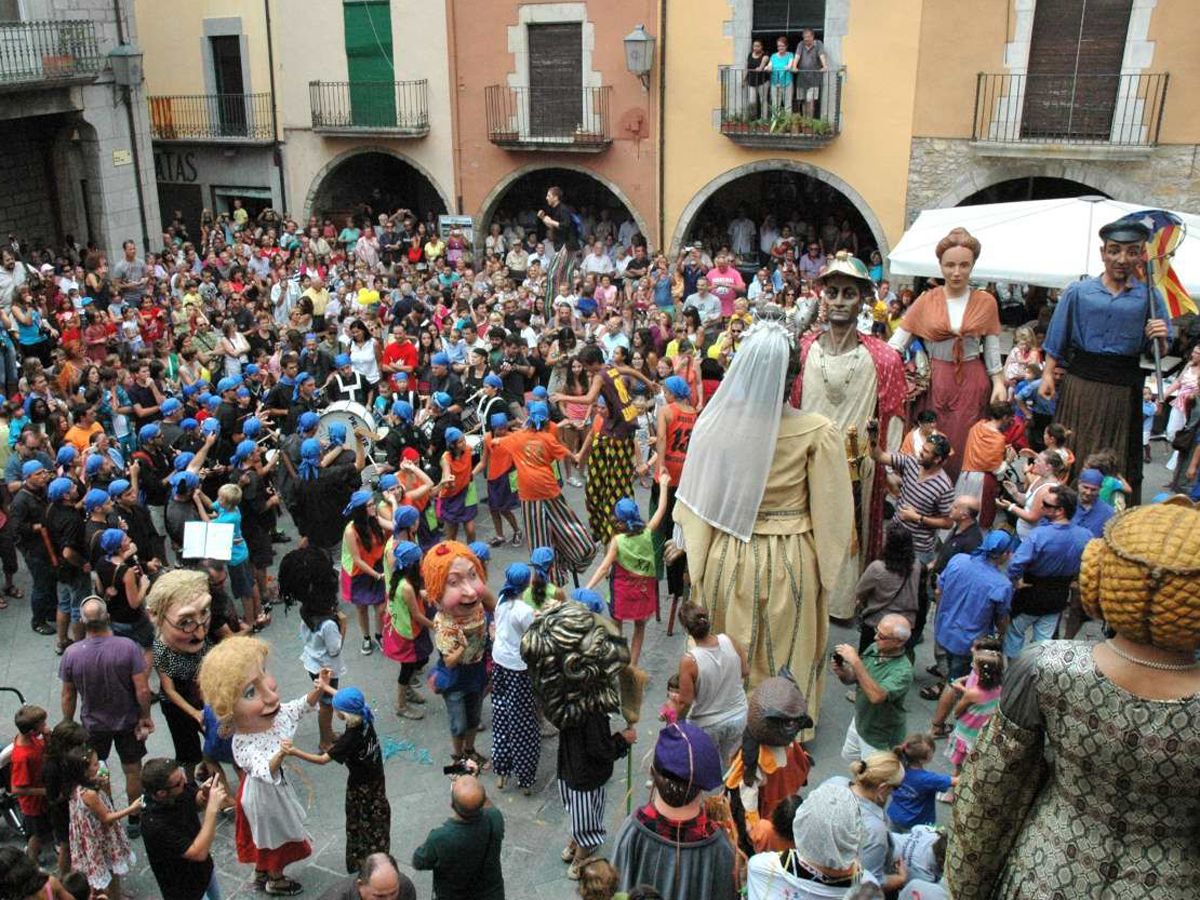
[[921, 357, 992, 482], [612, 564, 658, 622], [234, 775, 312, 872]]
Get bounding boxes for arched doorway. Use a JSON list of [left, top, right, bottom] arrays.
[[475, 165, 649, 253], [305, 148, 449, 224], [958, 176, 1109, 207], [671, 160, 888, 264]]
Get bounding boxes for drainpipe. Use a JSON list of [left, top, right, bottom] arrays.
[[263, 0, 287, 211], [656, 0, 667, 251], [446, 0, 465, 216], [111, 0, 151, 254]]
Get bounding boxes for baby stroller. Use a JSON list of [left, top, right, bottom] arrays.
[[0, 685, 28, 840]]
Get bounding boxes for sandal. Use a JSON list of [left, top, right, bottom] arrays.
[[920, 682, 944, 701], [5, 585, 25, 599], [465, 750, 489, 769], [32, 621, 55, 636], [252, 612, 272, 632], [0, 596, 7, 610], [931, 721, 952, 738], [54, 640, 72, 656], [394, 704, 424, 720]]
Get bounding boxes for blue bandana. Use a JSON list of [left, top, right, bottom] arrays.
[[392, 540, 422, 571], [501, 563, 531, 601], [299, 438, 321, 481], [614, 497, 644, 532], [529, 546, 554, 577], [331, 686, 374, 726]]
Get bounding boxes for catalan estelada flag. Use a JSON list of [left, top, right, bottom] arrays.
[[1125, 209, 1197, 318]]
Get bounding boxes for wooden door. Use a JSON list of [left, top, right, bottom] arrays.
[[344, 0, 395, 127], [1022, 0, 1133, 140], [527, 23, 582, 138]]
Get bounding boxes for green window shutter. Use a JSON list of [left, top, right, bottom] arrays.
[[343, 0, 395, 126]]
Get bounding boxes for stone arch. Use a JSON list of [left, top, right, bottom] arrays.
[[669, 158, 890, 259], [474, 163, 652, 251], [302, 145, 452, 221], [932, 161, 1134, 211]]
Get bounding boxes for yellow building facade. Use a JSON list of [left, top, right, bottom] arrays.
[[661, 0, 1200, 260], [136, 0, 456, 232]]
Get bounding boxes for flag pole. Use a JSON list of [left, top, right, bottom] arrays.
[[1147, 250, 1166, 403]]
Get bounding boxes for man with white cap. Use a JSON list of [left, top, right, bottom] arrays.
[[745, 779, 881, 896]]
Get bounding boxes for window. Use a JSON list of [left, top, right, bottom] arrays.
[[343, 0, 395, 126], [752, 0, 825, 47], [1022, 0, 1134, 139], [527, 22, 582, 138], [209, 35, 247, 136]]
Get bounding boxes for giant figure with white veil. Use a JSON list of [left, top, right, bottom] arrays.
[[674, 306, 853, 735]]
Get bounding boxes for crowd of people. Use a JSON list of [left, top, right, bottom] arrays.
[[0, 182, 1197, 900]]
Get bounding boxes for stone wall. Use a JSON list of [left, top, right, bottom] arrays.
[[0, 118, 58, 247], [905, 137, 1200, 224]]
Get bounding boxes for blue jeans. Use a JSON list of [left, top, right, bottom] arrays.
[[26, 554, 56, 625], [204, 867, 222, 900], [1004, 612, 1059, 658], [56, 570, 92, 623]]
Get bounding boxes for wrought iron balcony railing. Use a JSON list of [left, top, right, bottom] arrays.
[[309, 80, 429, 135], [718, 66, 844, 148], [972, 72, 1168, 146], [148, 93, 274, 141], [485, 85, 612, 151], [0, 19, 102, 86]]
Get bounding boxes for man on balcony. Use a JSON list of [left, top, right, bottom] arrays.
[[794, 29, 829, 120]]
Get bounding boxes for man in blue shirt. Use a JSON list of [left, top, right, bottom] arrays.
[[1004, 485, 1094, 657], [1070, 467, 1114, 538], [1040, 217, 1170, 503], [934, 530, 1014, 680]]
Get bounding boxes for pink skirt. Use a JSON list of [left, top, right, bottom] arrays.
[[612, 564, 658, 622]]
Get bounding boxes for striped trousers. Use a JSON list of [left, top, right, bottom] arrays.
[[558, 780, 608, 849], [522, 494, 596, 585]]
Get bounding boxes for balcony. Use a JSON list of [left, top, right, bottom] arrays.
[[971, 72, 1168, 159], [148, 93, 274, 142], [0, 19, 102, 90], [718, 66, 844, 149], [484, 85, 611, 152], [309, 80, 429, 136]]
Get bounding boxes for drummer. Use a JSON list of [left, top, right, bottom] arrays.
[[427, 351, 465, 416], [475, 375, 509, 439], [285, 371, 322, 435], [327, 352, 369, 406]]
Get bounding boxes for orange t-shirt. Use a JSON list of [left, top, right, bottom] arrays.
[[662, 403, 697, 486], [442, 449, 474, 497], [496, 430, 569, 501], [483, 433, 514, 481], [399, 470, 431, 512]]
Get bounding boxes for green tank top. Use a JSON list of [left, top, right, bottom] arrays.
[[615, 529, 656, 577]]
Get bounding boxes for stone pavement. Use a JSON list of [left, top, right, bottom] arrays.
[[0, 459, 1174, 898]]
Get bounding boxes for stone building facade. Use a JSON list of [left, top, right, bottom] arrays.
[[0, 0, 160, 260]]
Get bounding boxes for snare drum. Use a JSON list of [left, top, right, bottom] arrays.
[[319, 400, 378, 448]]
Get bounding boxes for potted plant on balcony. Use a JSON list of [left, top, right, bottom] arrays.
[[767, 106, 793, 134], [721, 111, 750, 134], [574, 123, 604, 144], [43, 21, 89, 76]]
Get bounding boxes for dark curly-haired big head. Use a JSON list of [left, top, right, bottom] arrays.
[[520, 601, 630, 728]]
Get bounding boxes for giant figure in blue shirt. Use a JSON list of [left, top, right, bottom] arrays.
[[1040, 217, 1170, 504]]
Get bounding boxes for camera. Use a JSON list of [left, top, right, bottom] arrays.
[[443, 761, 471, 776], [831, 651, 844, 666]]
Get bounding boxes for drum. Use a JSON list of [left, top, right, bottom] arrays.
[[319, 400, 378, 449]]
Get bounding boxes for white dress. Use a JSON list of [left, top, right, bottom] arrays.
[[232, 696, 315, 850]]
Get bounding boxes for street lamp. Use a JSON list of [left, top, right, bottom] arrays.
[[623, 24, 655, 91]]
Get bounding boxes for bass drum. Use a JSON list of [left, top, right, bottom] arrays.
[[319, 400, 379, 447]]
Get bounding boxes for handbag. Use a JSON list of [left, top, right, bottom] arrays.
[[1171, 424, 1196, 453]]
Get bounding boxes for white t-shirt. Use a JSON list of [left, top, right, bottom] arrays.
[[492, 598, 534, 670], [945, 291, 969, 334]]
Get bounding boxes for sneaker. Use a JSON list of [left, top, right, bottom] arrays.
[[395, 704, 424, 720], [265, 877, 304, 896], [568, 476, 584, 488], [374, 633, 385, 653], [31, 621, 55, 636], [360, 637, 373, 655], [488, 535, 505, 547]]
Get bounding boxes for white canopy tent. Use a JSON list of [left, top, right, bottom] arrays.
[[888, 196, 1200, 295]]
